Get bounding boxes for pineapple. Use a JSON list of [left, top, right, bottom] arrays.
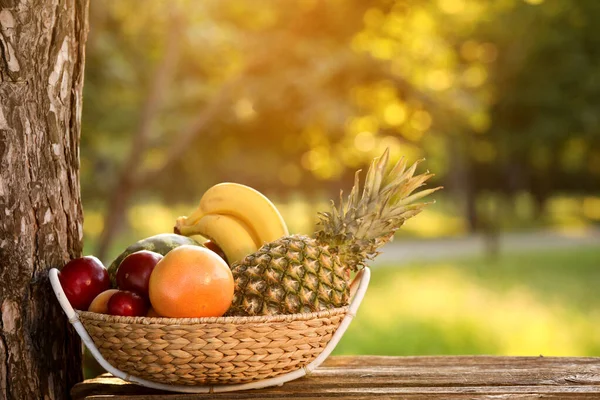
[[227, 149, 441, 316]]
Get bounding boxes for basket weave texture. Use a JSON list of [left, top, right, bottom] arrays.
[[78, 307, 348, 385]]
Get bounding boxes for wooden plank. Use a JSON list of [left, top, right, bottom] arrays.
[[72, 356, 600, 399], [322, 355, 600, 368], [76, 387, 600, 400], [76, 365, 600, 390]]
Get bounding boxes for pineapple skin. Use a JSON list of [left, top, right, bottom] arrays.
[[227, 234, 350, 316]]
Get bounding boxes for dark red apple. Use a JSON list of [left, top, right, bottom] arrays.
[[58, 256, 110, 310], [116, 250, 163, 297], [107, 290, 148, 317], [203, 240, 228, 264]]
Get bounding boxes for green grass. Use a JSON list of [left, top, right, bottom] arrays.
[[334, 246, 600, 357]]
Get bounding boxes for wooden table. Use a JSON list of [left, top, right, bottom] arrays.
[[72, 356, 600, 399]]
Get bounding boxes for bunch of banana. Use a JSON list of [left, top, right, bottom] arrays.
[[174, 183, 289, 264]]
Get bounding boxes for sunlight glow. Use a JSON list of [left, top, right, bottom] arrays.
[[363, 7, 385, 28], [410, 110, 432, 131], [301, 149, 322, 171], [427, 70, 453, 91], [300, 147, 343, 180], [373, 39, 397, 60], [378, 135, 402, 154], [438, 0, 466, 15], [83, 210, 104, 238], [383, 102, 407, 126], [354, 131, 376, 152], [234, 98, 256, 120], [128, 204, 179, 236], [402, 208, 466, 237], [401, 128, 424, 142], [347, 115, 379, 135], [411, 10, 435, 33], [463, 65, 488, 88]]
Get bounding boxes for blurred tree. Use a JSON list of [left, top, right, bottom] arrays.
[[351, 0, 600, 230], [85, 0, 393, 258], [93, 5, 183, 259], [81, 0, 600, 258], [483, 0, 600, 213]]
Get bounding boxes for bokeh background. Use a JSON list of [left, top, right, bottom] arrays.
[[80, 0, 600, 374]]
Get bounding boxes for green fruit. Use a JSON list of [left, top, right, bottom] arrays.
[[107, 233, 202, 286]]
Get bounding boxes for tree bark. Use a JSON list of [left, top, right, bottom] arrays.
[[0, 0, 89, 399]]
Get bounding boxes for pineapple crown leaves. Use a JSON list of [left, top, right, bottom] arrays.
[[314, 148, 442, 271]]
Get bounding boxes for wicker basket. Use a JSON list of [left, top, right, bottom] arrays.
[[49, 267, 370, 393], [77, 307, 348, 385]]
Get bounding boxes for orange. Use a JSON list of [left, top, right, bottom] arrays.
[[148, 245, 234, 318]]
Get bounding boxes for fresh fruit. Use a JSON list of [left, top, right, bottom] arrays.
[[59, 256, 111, 310], [107, 290, 148, 317], [175, 183, 288, 247], [203, 240, 228, 264], [116, 250, 163, 297], [149, 245, 234, 318], [88, 289, 119, 313], [226, 149, 441, 316], [174, 214, 258, 265], [107, 233, 201, 286]]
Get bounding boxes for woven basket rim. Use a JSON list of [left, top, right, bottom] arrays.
[[77, 306, 349, 325]]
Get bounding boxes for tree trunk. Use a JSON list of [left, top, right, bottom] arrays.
[[0, 0, 89, 399], [447, 134, 479, 232]]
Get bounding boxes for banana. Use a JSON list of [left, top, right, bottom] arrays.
[[176, 214, 259, 265], [176, 183, 289, 245]]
